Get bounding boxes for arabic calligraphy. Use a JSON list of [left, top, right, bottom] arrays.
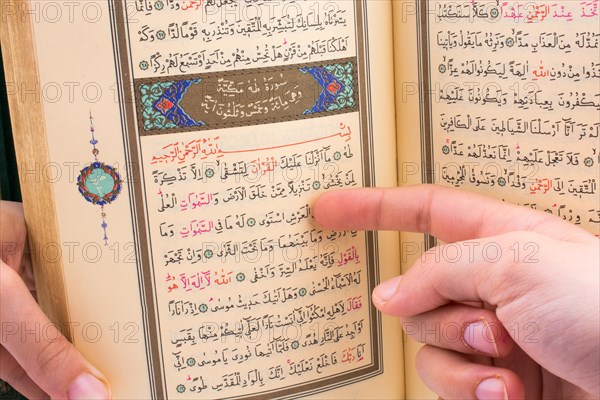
[[136, 60, 358, 134], [429, 0, 600, 234], [120, 0, 379, 397], [142, 114, 374, 397], [150, 123, 352, 164], [130, 0, 356, 77], [434, 0, 599, 21]]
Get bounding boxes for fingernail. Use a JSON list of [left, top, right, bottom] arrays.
[[68, 373, 110, 400], [463, 319, 499, 357], [372, 276, 402, 307], [476, 377, 508, 400]]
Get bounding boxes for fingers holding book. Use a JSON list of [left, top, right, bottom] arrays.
[[415, 345, 525, 400], [314, 185, 600, 399], [0, 202, 111, 400], [398, 303, 514, 358]]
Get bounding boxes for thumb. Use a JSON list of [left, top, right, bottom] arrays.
[[370, 232, 552, 317], [0, 262, 111, 399]]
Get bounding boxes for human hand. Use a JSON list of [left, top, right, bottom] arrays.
[[0, 201, 111, 399], [314, 185, 599, 400]]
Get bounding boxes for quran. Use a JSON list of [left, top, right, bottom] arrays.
[[2, 0, 598, 398]]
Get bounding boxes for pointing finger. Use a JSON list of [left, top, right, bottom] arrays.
[[314, 185, 592, 243]]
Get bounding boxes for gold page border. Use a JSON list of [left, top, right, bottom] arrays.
[[110, 0, 383, 398], [0, 0, 72, 340]]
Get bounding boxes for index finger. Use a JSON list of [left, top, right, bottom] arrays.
[[313, 185, 593, 243]]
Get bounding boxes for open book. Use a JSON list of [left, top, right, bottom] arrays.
[[2, 0, 598, 398]]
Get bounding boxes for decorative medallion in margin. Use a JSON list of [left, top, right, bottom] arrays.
[[76, 113, 123, 245]]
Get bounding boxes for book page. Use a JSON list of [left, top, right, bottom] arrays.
[[10, 0, 404, 398], [421, 0, 599, 234], [393, 1, 437, 398], [394, 0, 599, 398]]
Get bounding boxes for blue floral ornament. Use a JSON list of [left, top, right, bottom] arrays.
[[77, 113, 123, 245]]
